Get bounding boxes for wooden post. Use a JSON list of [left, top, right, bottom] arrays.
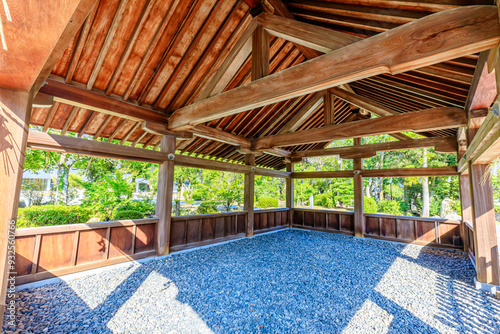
[[0, 89, 33, 325], [251, 25, 270, 81], [353, 137, 364, 237], [156, 135, 175, 256], [468, 163, 499, 285], [324, 92, 335, 126], [459, 175, 472, 252], [286, 162, 294, 227], [244, 154, 255, 236]]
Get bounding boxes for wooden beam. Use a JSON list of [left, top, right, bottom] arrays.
[[257, 12, 361, 54], [156, 136, 175, 256], [466, 51, 497, 113], [27, 130, 168, 163], [0, 89, 33, 326], [197, 18, 257, 100], [324, 92, 335, 126], [353, 138, 364, 238], [278, 92, 324, 133], [469, 164, 500, 285], [255, 107, 466, 150], [292, 167, 458, 179], [263, 148, 292, 158], [39, 78, 169, 124], [252, 25, 270, 81], [141, 121, 193, 139], [458, 104, 500, 173], [244, 154, 255, 236], [168, 6, 500, 130], [187, 124, 251, 149], [292, 136, 457, 159]]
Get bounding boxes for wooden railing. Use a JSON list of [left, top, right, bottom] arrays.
[[170, 212, 247, 252], [254, 208, 289, 234], [292, 209, 355, 235], [14, 218, 157, 285], [364, 213, 463, 249]]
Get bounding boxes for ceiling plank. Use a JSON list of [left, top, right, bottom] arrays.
[[254, 107, 466, 150], [278, 91, 324, 133], [168, 6, 500, 130]]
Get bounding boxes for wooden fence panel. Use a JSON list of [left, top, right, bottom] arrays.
[[253, 209, 289, 234], [292, 209, 354, 235], [364, 213, 462, 249], [15, 219, 158, 285]]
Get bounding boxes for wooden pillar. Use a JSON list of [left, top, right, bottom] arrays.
[[324, 92, 335, 126], [469, 163, 499, 285], [459, 175, 472, 252], [0, 89, 33, 325], [251, 25, 270, 81], [156, 135, 175, 256], [353, 137, 364, 237], [244, 154, 255, 236], [286, 162, 294, 227]]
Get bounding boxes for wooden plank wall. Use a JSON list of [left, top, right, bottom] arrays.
[[364, 213, 462, 249], [254, 208, 289, 234], [14, 219, 157, 285], [292, 209, 355, 235], [170, 212, 247, 252]]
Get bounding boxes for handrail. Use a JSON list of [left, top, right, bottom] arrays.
[[465, 220, 473, 230], [171, 211, 248, 221], [293, 208, 354, 215], [363, 212, 461, 225], [15, 218, 159, 236], [255, 208, 289, 212]]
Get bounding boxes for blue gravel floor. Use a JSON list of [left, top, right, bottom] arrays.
[[3, 229, 500, 333]]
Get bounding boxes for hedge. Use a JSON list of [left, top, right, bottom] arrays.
[[256, 196, 279, 208], [17, 205, 93, 228], [112, 210, 145, 220]]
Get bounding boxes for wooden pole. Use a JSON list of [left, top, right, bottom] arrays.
[[353, 137, 364, 238], [0, 89, 33, 325], [155, 135, 175, 256], [468, 163, 499, 285], [251, 25, 270, 81], [286, 162, 294, 227], [244, 154, 255, 236], [459, 175, 472, 252]]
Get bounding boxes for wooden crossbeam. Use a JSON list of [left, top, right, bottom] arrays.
[[254, 107, 466, 150], [168, 6, 500, 130], [39, 77, 168, 124], [278, 91, 324, 133], [292, 136, 457, 159], [292, 167, 458, 178], [187, 124, 251, 149]]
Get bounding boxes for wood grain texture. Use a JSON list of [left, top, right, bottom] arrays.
[[254, 107, 466, 150], [168, 6, 499, 130]]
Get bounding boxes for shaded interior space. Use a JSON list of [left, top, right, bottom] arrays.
[[2, 0, 500, 331], [3, 230, 500, 333]]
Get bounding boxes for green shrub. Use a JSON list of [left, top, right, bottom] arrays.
[[314, 193, 333, 209], [114, 200, 155, 216], [495, 205, 500, 214], [364, 197, 377, 213], [256, 196, 279, 208], [112, 210, 145, 220], [17, 205, 92, 228], [377, 200, 402, 216], [197, 201, 218, 214]]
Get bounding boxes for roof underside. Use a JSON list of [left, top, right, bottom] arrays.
[[32, 0, 489, 170]]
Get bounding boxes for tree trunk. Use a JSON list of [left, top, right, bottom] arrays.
[[422, 147, 430, 217], [379, 152, 385, 201]]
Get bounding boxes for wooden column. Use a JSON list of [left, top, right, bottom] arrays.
[[0, 89, 33, 324], [244, 154, 255, 236], [251, 25, 270, 81], [286, 162, 294, 227], [459, 175, 472, 252], [468, 163, 499, 285], [156, 135, 175, 256], [324, 92, 335, 126], [353, 137, 364, 237]]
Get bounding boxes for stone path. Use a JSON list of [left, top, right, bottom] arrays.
[[3, 229, 500, 333]]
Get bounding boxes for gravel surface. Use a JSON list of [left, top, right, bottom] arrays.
[[3, 229, 500, 333]]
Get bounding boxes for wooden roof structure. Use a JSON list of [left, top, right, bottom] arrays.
[[29, 0, 490, 170]]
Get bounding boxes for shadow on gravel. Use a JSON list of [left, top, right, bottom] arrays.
[[4, 229, 500, 333]]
